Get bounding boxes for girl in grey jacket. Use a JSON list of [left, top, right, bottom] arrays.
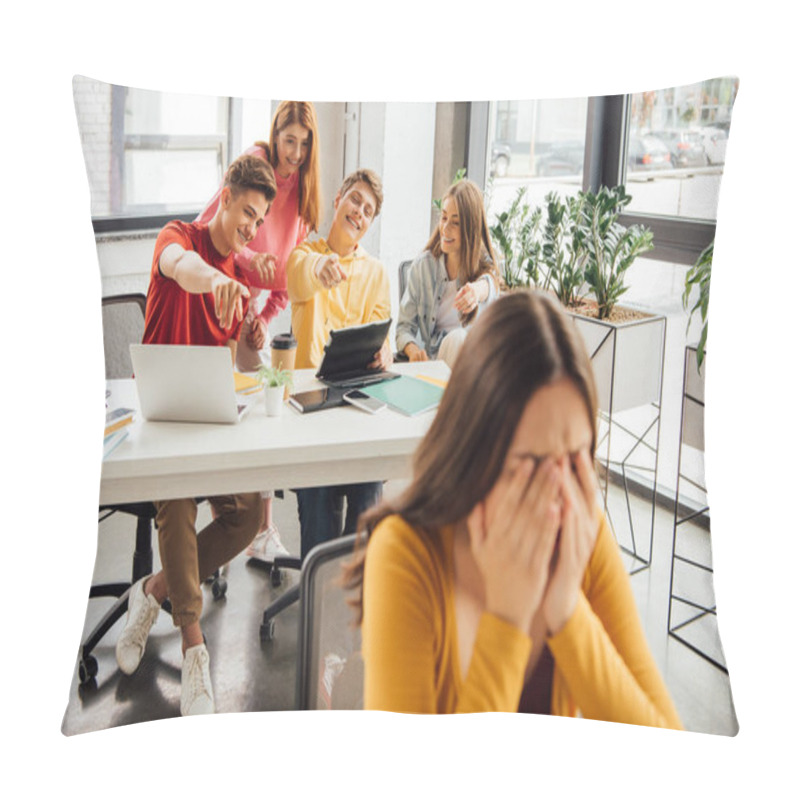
[[397, 179, 500, 364]]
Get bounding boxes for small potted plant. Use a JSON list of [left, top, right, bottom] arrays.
[[578, 184, 654, 320], [489, 186, 544, 290], [257, 365, 293, 417], [541, 191, 586, 307]]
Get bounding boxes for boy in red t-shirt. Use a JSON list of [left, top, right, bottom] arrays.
[[116, 154, 277, 716]]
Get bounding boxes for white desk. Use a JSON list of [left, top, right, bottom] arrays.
[[100, 361, 449, 505]]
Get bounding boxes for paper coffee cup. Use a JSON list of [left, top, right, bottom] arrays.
[[271, 333, 297, 398]]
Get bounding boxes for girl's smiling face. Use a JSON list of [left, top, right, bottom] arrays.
[[275, 123, 310, 178], [439, 196, 461, 257]]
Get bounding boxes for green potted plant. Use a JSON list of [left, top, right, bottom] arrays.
[[541, 191, 586, 307], [489, 186, 544, 290], [578, 184, 654, 320], [683, 240, 712, 370], [257, 365, 294, 417]]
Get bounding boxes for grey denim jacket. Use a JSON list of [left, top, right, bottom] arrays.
[[396, 251, 497, 358]]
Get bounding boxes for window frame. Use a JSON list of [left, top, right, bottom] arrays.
[[468, 93, 716, 267], [91, 87, 243, 235]]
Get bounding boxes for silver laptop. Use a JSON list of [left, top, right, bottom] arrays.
[[130, 344, 250, 424]]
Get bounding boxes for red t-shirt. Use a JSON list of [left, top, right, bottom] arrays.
[[142, 221, 249, 346]]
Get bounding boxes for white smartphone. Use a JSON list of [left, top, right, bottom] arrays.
[[343, 389, 387, 414]]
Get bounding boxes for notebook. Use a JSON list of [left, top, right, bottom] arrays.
[[361, 374, 444, 416], [130, 344, 251, 424], [316, 319, 399, 389]]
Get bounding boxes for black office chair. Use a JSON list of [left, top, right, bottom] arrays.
[[78, 294, 225, 687], [294, 534, 362, 710]]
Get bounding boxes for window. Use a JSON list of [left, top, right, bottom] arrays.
[[474, 81, 736, 498], [624, 78, 738, 220], [72, 76, 272, 230], [485, 97, 589, 215]]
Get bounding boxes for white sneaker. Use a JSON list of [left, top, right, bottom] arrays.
[[181, 643, 215, 716], [115, 576, 160, 675], [246, 524, 290, 563]]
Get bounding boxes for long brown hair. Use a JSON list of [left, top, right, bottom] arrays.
[[426, 179, 499, 324], [256, 100, 322, 233], [342, 290, 598, 623]]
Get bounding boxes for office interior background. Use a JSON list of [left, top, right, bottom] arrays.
[[9, 5, 798, 796]]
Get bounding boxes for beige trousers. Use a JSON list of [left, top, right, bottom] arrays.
[[154, 493, 263, 628]]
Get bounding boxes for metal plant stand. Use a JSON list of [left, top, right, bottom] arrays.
[[571, 312, 667, 574], [668, 345, 727, 673]]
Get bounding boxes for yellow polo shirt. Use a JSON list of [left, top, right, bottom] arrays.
[[287, 238, 391, 369]]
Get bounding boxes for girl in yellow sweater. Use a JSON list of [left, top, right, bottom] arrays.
[[345, 290, 682, 728]]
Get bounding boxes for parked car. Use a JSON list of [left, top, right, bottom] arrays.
[[627, 134, 673, 172], [490, 142, 511, 177], [698, 124, 729, 165], [651, 129, 709, 168], [535, 141, 584, 177]]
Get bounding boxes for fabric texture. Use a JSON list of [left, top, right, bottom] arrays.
[[396, 250, 497, 359], [143, 221, 248, 347], [361, 514, 683, 729], [286, 238, 391, 369]]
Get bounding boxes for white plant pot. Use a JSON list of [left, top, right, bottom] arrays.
[[264, 385, 285, 417], [570, 311, 666, 414], [682, 344, 705, 452]]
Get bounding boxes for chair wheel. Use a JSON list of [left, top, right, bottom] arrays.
[[270, 566, 283, 587], [212, 577, 227, 600], [79, 654, 98, 685], [260, 618, 276, 642]]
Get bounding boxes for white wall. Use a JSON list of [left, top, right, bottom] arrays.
[[345, 101, 436, 342]]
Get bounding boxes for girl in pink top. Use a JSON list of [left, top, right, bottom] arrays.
[[196, 101, 323, 562], [196, 101, 323, 370]]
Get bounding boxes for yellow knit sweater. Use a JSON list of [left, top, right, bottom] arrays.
[[362, 514, 683, 729]]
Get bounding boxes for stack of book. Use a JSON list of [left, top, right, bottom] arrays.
[[104, 406, 135, 460]]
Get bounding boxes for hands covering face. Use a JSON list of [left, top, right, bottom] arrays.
[[467, 449, 600, 636]]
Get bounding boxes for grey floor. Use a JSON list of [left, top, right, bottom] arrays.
[[61, 480, 738, 737]]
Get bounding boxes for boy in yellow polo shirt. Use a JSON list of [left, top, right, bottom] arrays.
[[286, 168, 391, 555], [287, 168, 391, 369]]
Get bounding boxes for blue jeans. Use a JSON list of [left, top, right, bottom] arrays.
[[295, 482, 383, 558]]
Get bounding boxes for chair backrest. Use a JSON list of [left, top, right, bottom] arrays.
[[398, 259, 413, 300], [295, 533, 363, 710], [102, 293, 147, 379]]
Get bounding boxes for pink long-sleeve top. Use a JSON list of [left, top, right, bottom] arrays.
[[195, 145, 309, 326]]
